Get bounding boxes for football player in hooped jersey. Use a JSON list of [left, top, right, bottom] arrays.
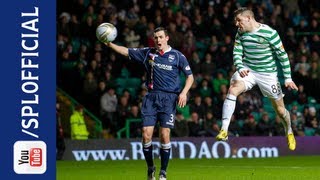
[[104, 27, 194, 180], [215, 7, 298, 151]]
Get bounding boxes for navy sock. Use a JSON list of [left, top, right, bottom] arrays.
[[160, 143, 171, 172], [143, 142, 154, 167]]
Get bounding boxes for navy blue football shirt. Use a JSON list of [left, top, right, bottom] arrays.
[[128, 47, 192, 94]]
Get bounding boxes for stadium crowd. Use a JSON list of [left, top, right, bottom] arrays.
[[57, 0, 320, 138]]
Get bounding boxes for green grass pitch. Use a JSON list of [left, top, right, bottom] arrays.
[[57, 156, 320, 180]]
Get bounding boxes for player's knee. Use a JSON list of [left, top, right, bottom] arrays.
[[142, 128, 153, 142], [228, 87, 240, 96], [160, 130, 170, 144], [142, 135, 152, 143]]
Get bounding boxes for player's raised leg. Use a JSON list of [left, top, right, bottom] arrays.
[[216, 80, 245, 141], [270, 98, 296, 150], [216, 94, 237, 141]]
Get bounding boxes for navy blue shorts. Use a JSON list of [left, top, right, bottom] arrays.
[[141, 91, 178, 128]]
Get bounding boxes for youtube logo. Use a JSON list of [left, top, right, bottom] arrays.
[[14, 141, 46, 174]]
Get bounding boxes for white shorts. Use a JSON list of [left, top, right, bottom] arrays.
[[231, 71, 283, 99]]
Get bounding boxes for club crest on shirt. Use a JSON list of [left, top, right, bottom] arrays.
[[168, 54, 175, 62], [258, 37, 266, 43]]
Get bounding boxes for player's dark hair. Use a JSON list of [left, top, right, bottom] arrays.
[[154, 27, 169, 36], [234, 7, 255, 18]]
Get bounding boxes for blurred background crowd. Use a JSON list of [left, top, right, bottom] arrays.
[[56, 0, 320, 139]]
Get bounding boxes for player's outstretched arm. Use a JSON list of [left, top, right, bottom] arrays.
[[104, 42, 129, 57]]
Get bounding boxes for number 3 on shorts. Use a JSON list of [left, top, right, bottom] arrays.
[[169, 114, 174, 123]]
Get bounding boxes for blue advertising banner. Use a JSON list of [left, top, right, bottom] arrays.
[[62, 137, 320, 161], [1, 0, 55, 179]]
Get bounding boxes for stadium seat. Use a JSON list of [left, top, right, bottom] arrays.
[[115, 78, 127, 88], [251, 112, 261, 122], [126, 78, 141, 88], [304, 128, 316, 136], [237, 120, 244, 128], [120, 68, 130, 78], [71, 38, 81, 53], [177, 105, 191, 120]]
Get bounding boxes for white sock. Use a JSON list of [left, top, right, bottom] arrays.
[[282, 109, 293, 135], [221, 94, 237, 131]]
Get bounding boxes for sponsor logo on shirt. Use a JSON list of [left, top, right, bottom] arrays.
[[155, 63, 173, 70]]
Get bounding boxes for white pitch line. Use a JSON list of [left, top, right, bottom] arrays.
[[193, 165, 320, 169]]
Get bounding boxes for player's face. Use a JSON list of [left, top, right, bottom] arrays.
[[234, 14, 250, 32], [153, 30, 169, 51]]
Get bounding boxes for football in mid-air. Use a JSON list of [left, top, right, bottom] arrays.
[[96, 23, 117, 43]]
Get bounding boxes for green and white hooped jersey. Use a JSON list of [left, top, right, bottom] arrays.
[[233, 24, 292, 81]]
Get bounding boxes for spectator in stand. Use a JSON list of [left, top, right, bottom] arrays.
[[199, 79, 213, 98], [242, 114, 257, 136], [167, 21, 183, 51], [188, 112, 206, 137], [82, 71, 98, 113], [172, 112, 189, 137], [127, 104, 142, 138], [283, 27, 298, 52], [180, 30, 196, 60], [100, 86, 118, 135], [272, 115, 286, 136], [189, 94, 206, 120], [134, 15, 148, 45], [256, 112, 272, 136], [309, 34, 320, 55], [203, 96, 216, 117], [204, 111, 219, 137], [87, 59, 103, 78], [189, 52, 202, 79], [70, 105, 89, 140], [56, 101, 65, 160], [305, 106, 318, 128], [207, 35, 220, 56], [116, 95, 131, 130], [212, 70, 229, 95], [200, 53, 216, 78], [125, 29, 141, 48], [234, 94, 251, 121], [308, 60, 320, 100], [296, 84, 308, 105], [291, 112, 305, 136], [228, 115, 242, 137]]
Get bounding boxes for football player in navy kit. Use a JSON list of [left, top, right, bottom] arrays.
[[104, 27, 194, 180]]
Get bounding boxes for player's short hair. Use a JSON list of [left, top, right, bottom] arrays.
[[234, 7, 255, 18], [154, 27, 169, 36]]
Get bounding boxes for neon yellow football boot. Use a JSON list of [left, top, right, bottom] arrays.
[[287, 133, 296, 151], [216, 130, 228, 141]]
